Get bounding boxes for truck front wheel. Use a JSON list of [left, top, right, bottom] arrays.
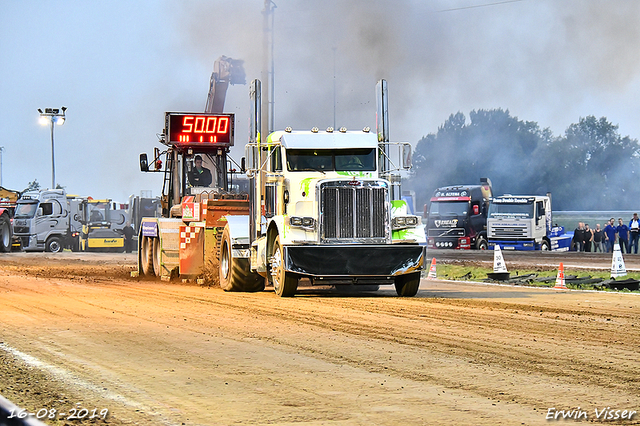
[[219, 225, 264, 292], [0, 213, 11, 253], [394, 272, 421, 297], [45, 236, 63, 253], [475, 236, 488, 250], [540, 240, 550, 251], [270, 237, 298, 297]]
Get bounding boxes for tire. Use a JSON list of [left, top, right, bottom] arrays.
[[394, 272, 421, 297], [540, 240, 550, 251], [219, 226, 265, 292], [270, 236, 298, 297], [152, 237, 161, 276], [475, 236, 488, 250], [140, 236, 154, 276], [45, 236, 63, 254], [0, 214, 11, 253]]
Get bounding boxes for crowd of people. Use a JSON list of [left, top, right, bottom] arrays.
[[571, 213, 640, 253]]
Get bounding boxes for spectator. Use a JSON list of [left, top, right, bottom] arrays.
[[583, 223, 594, 252], [122, 222, 135, 253], [593, 224, 605, 253], [617, 218, 629, 253], [572, 222, 585, 251], [604, 218, 617, 253], [629, 213, 640, 254]]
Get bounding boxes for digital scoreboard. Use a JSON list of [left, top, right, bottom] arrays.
[[165, 112, 234, 147]]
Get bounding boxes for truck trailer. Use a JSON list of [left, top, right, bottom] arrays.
[[487, 194, 572, 251], [137, 78, 426, 296]]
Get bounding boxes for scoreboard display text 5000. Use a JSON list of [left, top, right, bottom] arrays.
[[166, 112, 234, 147]]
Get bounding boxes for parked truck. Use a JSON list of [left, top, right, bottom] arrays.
[[12, 189, 127, 253], [137, 77, 426, 296], [425, 178, 493, 249], [487, 194, 572, 251]]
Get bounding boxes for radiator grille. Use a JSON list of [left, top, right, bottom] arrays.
[[491, 226, 528, 238], [320, 181, 388, 242]]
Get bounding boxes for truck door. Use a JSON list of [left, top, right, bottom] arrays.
[[35, 199, 65, 243], [535, 200, 545, 236]]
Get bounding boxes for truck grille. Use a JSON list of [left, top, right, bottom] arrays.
[[428, 227, 465, 237], [320, 181, 388, 242], [13, 226, 29, 234], [491, 226, 528, 238]]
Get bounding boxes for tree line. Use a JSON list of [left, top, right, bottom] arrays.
[[406, 109, 640, 211]]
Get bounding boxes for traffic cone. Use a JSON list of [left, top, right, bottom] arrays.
[[611, 243, 627, 278], [493, 244, 508, 274], [427, 257, 437, 279], [554, 262, 567, 289], [487, 244, 510, 280]]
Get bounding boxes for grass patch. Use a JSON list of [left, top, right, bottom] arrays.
[[430, 264, 640, 292]]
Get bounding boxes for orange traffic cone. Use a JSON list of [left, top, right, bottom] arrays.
[[427, 257, 437, 280], [554, 262, 567, 289]]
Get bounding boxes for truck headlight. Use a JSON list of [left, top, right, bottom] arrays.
[[289, 216, 316, 230], [392, 215, 420, 230]]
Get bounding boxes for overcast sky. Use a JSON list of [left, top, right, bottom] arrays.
[[2, 0, 639, 202]]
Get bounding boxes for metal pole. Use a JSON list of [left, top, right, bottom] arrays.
[[50, 118, 56, 189]]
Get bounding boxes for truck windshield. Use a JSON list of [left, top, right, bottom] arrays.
[[429, 201, 468, 216], [489, 202, 534, 218], [14, 202, 38, 218], [286, 149, 376, 172]]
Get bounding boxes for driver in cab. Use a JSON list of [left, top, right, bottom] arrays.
[[188, 155, 212, 187]]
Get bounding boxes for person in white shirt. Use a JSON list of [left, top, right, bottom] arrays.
[[629, 213, 640, 254]]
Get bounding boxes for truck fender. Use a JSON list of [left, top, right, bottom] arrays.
[[222, 215, 251, 247]]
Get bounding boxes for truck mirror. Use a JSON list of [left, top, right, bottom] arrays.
[[245, 145, 258, 175], [139, 153, 149, 172], [241, 157, 246, 174], [402, 143, 412, 169]]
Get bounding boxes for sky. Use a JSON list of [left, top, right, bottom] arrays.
[[2, 0, 640, 203]]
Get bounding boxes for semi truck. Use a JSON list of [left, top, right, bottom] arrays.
[[137, 77, 426, 297], [425, 178, 492, 249], [487, 194, 572, 251], [12, 189, 128, 253]]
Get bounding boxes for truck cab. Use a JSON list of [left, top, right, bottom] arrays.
[[12, 189, 71, 252], [487, 194, 571, 251], [426, 178, 492, 250]]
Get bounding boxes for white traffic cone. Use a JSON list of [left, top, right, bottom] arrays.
[[427, 257, 437, 280], [493, 244, 508, 274], [611, 243, 627, 278], [488, 244, 510, 280]]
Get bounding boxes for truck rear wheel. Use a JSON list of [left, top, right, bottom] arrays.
[[45, 236, 63, 254], [270, 237, 298, 297], [394, 272, 421, 297], [0, 214, 11, 253], [219, 225, 264, 292], [140, 236, 154, 276], [152, 237, 161, 276]]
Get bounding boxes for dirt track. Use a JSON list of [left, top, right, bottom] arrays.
[[0, 252, 639, 425]]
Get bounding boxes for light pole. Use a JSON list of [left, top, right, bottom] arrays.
[[38, 107, 66, 189]]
